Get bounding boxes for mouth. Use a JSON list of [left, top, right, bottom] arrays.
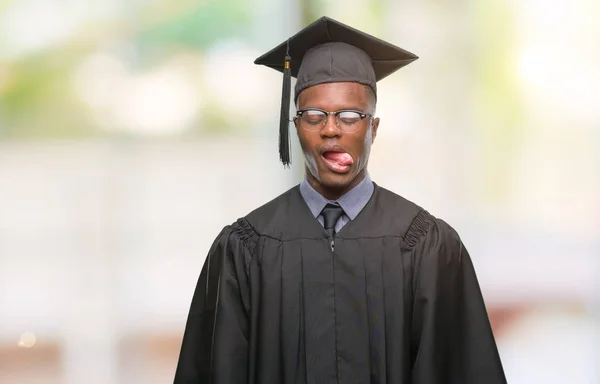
[[319, 145, 354, 174]]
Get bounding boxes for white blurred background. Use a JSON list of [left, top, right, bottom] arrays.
[[0, 0, 598, 383]]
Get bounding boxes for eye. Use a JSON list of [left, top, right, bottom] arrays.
[[338, 111, 361, 125], [301, 110, 326, 125]]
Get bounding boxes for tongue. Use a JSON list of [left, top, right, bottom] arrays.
[[323, 151, 353, 166]]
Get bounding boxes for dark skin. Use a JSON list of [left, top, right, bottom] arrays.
[[294, 82, 380, 200]]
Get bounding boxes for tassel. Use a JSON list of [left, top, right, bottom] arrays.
[[279, 43, 292, 167]]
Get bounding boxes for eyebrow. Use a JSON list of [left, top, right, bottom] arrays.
[[299, 106, 367, 112]]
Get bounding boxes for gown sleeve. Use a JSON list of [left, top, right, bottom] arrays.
[[174, 221, 255, 384], [409, 215, 507, 384]]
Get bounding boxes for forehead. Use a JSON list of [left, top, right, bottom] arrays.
[[297, 82, 370, 110]]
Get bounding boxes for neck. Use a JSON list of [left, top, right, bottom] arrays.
[[306, 168, 367, 200]]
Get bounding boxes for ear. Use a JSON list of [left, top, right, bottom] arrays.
[[293, 117, 301, 134], [371, 117, 380, 143]]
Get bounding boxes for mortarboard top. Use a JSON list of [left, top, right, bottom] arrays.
[[254, 16, 418, 167]]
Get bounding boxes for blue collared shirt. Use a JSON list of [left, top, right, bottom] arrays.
[[299, 173, 375, 234]]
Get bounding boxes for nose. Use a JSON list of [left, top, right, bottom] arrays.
[[320, 114, 340, 138]]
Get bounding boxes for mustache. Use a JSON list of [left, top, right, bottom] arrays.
[[318, 143, 348, 155]]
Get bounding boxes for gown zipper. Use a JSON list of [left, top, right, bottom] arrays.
[[330, 233, 339, 383]]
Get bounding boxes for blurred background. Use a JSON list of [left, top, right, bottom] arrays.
[[0, 0, 599, 382]]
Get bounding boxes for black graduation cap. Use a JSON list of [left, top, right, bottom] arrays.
[[254, 16, 418, 167]]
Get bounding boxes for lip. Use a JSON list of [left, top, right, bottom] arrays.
[[318, 144, 347, 156], [318, 144, 352, 174]]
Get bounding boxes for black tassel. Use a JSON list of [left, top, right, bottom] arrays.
[[279, 50, 292, 167]]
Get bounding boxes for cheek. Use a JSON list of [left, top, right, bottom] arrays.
[[363, 127, 373, 147], [346, 129, 372, 170], [350, 129, 371, 155], [296, 130, 319, 150], [295, 126, 308, 146]]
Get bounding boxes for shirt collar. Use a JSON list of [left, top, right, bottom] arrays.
[[299, 173, 374, 220]]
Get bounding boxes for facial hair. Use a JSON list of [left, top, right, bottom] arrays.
[[302, 124, 373, 183], [356, 124, 373, 173], [304, 147, 320, 180]]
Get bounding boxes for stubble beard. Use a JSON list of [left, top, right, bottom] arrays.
[[302, 127, 373, 188]]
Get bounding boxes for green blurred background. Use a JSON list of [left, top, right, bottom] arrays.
[[1, 0, 599, 383]]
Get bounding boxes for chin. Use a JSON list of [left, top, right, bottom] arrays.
[[305, 155, 362, 191], [318, 169, 356, 189]]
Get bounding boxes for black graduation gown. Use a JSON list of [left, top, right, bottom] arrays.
[[174, 184, 507, 384]]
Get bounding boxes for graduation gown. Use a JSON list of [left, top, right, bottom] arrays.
[[174, 184, 507, 383]]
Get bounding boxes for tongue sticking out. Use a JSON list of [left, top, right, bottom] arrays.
[[323, 151, 353, 167]]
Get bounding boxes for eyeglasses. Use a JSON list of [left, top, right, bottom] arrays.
[[294, 108, 373, 133]]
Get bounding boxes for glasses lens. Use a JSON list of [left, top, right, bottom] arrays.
[[337, 111, 362, 132], [300, 110, 326, 131], [298, 110, 367, 133], [338, 111, 361, 124]]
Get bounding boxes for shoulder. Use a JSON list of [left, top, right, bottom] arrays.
[[245, 185, 299, 234], [208, 220, 259, 256], [368, 185, 431, 241], [407, 210, 466, 270], [375, 185, 462, 250], [407, 211, 463, 256], [222, 185, 305, 241], [376, 185, 424, 219], [244, 185, 299, 225]]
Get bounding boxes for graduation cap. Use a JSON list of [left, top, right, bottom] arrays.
[[254, 16, 418, 167]]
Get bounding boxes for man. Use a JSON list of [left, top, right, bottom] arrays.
[[174, 16, 507, 384]]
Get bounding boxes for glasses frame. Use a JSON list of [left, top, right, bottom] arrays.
[[294, 108, 374, 133]]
